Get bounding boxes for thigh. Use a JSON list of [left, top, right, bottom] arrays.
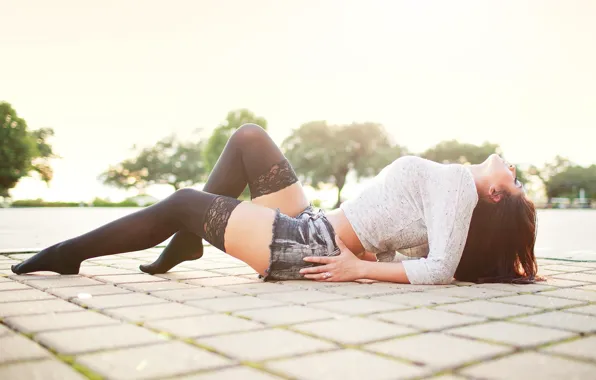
[[224, 202, 277, 275], [251, 181, 310, 217]]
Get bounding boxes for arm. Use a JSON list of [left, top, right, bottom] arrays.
[[359, 251, 379, 262], [401, 171, 477, 284], [300, 236, 411, 283], [359, 260, 410, 283]]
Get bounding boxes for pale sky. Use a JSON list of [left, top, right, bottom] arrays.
[[2, 0, 595, 202]]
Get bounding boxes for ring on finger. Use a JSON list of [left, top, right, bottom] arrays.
[[322, 272, 332, 279]]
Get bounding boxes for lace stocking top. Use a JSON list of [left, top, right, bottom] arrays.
[[340, 156, 478, 284]]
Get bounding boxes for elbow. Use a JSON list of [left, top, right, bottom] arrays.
[[433, 276, 453, 285], [433, 273, 455, 285]]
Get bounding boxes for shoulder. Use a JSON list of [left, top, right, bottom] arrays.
[[383, 156, 442, 176]]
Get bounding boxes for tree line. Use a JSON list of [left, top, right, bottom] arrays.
[[1, 102, 594, 207]]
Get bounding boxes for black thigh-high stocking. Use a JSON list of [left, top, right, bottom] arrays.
[[140, 123, 299, 274], [11, 190, 241, 275]]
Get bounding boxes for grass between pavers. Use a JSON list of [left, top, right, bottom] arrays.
[[56, 354, 104, 380], [0, 321, 105, 380], [3, 252, 596, 379], [181, 339, 292, 380], [277, 321, 522, 378]]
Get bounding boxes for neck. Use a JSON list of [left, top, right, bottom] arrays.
[[468, 164, 485, 198]]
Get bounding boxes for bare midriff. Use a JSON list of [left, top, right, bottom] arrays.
[[325, 208, 365, 255]]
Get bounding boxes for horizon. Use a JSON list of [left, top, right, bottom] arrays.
[[2, 0, 595, 202]]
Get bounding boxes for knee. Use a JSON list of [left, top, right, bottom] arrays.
[[231, 123, 267, 144], [168, 188, 203, 205]]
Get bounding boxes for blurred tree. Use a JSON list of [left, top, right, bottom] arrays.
[[100, 135, 205, 192], [283, 121, 406, 208], [203, 109, 268, 198], [421, 140, 500, 164], [203, 109, 268, 172], [528, 156, 573, 203], [542, 164, 596, 201], [0, 102, 56, 197]]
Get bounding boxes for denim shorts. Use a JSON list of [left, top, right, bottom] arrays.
[[262, 206, 340, 281]]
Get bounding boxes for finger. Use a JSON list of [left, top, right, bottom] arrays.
[[299, 264, 331, 275], [303, 256, 335, 264], [304, 272, 333, 281]]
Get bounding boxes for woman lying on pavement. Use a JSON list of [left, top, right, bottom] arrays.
[[12, 124, 538, 285]]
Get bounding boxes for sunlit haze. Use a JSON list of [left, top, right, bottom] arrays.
[[2, 0, 595, 203]]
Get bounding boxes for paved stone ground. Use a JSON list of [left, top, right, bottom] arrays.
[[1, 248, 596, 380]]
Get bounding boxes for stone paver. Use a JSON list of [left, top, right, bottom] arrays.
[[186, 295, 284, 312], [566, 304, 596, 316], [150, 287, 236, 302], [237, 305, 341, 325], [374, 308, 485, 330], [320, 283, 401, 297], [372, 292, 462, 307], [155, 270, 221, 280], [0, 359, 85, 380], [291, 317, 416, 344], [542, 264, 590, 272], [446, 321, 575, 347], [0, 288, 55, 302], [120, 281, 199, 292], [146, 313, 264, 338], [219, 282, 296, 295], [36, 323, 165, 354], [95, 274, 167, 284], [308, 298, 407, 315], [1, 247, 595, 379], [210, 266, 259, 276], [538, 287, 596, 302], [104, 302, 209, 322], [0, 333, 50, 364], [475, 282, 555, 293], [491, 294, 586, 309], [513, 310, 596, 333], [0, 280, 31, 291], [72, 292, 166, 309], [552, 272, 596, 283], [542, 336, 596, 362], [180, 366, 282, 379], [267, 349, 427, 380], [542, 278, 589, 288], [24, 276, 104, 290], [0, 323, 12, 336], [366, 332, 511, 369], [257, 289, 349, 304], [4, 310, 120, 333], [461, 351, 596, 379], [197, 328, 335, 361], [79, 265, 137, 276], [0, 299, 82, 317], [435, 299, 540, 319], [177, 367, 283, 380], [424, 286, 512, 299], [78, 341, 231, 379], [48, 284, 131, 298]]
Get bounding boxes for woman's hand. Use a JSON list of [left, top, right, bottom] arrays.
[[300, 235, 365, 282]]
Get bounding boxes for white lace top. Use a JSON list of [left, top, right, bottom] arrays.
[[340, 156, 479, 284]]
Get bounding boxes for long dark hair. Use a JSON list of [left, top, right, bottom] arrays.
[[455, 193, 538, 283]]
